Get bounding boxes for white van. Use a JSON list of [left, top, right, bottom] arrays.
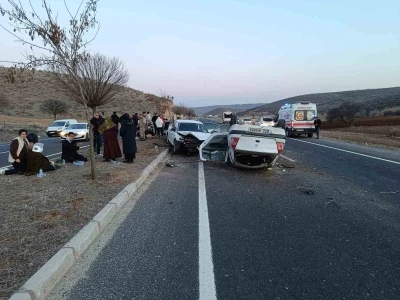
[[276, 103, 317, 137], [45, 119, 78, 137]]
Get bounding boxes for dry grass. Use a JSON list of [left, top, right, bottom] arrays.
[[323, 125, 400, 149], [0, 67, 172, 120], [0, 138, 168, 300]]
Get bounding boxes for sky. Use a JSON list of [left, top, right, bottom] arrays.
[[0, 0, 399, 107]]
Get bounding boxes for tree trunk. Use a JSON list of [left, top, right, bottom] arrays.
[[53, 114, 57, 120], [85, 104, 96, 180]]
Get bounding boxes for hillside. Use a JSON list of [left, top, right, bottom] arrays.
[[193, 103, 264, 116], [238, 87, 400, 116], [0, 67, 173, 120]]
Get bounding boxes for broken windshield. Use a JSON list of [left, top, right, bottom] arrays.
[[178, 123, 208, 133]]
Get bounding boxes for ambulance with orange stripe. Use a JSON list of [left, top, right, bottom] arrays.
[[277, 102, 317, 138]]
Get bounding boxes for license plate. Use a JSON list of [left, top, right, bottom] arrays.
[[249, 127, 270, 134], [297, 129, 304, 131]]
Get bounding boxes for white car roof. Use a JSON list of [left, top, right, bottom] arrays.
[[176, 120, 203, 124]]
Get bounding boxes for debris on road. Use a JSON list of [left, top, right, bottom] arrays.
[[165, 160, 176, 167]]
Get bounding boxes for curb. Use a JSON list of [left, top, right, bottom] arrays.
[[9, 149, 169, 300]]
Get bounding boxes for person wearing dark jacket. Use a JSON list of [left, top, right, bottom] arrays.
[[4, 129, 29, 175], [90, 112, 105, 156], [120, 113, 137, 163], [25, 143, 57, 176], [151, 113, 158, 132], [61, 132, 87, 162], [314, 116, 322, 139]]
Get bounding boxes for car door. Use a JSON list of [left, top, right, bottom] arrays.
[[168, 121, 177, 144], [199, 133, 229, 163]]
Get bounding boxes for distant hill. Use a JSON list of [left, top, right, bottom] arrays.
[[193, 103, 265, 116], [0, 67, 172, 120], [238, 87, 400, 116]]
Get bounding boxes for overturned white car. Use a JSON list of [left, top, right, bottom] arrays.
[[199, 124, 286, 169], [167, 120, 211, 154]]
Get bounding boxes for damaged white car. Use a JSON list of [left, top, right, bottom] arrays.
[[199, 124, 286, 169], [167, 120, 210, 154]]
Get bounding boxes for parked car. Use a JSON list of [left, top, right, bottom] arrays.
[[203, 122, 219, 133], [255, 116, 275, 127], [199, 123, 286, 169], [211, 124, 230, 133], [242, 118, 252, 124], [45, 119, 78, 137], [167, 120, 210, 154], [59, 123, 89, 140]]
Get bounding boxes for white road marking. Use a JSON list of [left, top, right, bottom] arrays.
[[289, 138, 400, 165], [198, 162, 217, 300], [279, 154, 295, 162], [0, 151, 9, 155]]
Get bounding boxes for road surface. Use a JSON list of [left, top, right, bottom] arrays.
[[43, 137, 400, 299]]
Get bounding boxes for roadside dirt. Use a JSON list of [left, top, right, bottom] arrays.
[[322, 125, 400, 149], [0, 137, 168, 300]]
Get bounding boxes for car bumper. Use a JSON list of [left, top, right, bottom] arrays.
[[291, 128, 315, 134]]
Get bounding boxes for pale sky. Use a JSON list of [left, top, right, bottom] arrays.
[[1, 0, 399, 107]]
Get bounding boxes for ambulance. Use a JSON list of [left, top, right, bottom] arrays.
[[276, 102, 317, 137]]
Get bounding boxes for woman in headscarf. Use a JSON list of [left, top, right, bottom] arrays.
[[119, 113, 137, 163], [3, 129, 29, 175], [99, 116, 122, 162], [25, 143, 58, 176], [61, 132, 87, 163]]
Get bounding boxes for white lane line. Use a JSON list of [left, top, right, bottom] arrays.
[[198, 162, 217, 300], [0, 145, 90, 168], [289, 138, 400, 165], [279, 154, 295, 162], [0, 151, 9, 155]]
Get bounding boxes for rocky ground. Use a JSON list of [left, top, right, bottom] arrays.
[[0, 137, 168, 300]]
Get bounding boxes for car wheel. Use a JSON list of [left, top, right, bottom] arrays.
[[173, 140, 181, 155], [46, 133, 52, 137]]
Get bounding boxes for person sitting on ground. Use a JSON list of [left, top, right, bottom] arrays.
[[61, 132, 87, 163], [27, 132, 39, 150], [24, 142, 58, 176], [3, 129, 29, 175]]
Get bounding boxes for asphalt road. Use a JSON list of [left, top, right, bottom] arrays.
[[0, 137, 90, 167], [48, 137, 400, 300]]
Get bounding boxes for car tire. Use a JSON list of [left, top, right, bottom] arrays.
[[173, 140, 181, 155], [46, 133, 52, 137]]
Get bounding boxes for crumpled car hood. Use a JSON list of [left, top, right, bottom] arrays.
[[177, 131, 210, 141]]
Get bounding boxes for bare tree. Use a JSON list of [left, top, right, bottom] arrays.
[[50, 53, 129, 114], [326, 101, 362, 126], [40, 99, 69, 120], [0, 0, 101, 179]]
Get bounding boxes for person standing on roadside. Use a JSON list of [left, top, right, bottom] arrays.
[[155, 115, 163, 137], [2, 129, 29, 175], [99, 116, 122, 162], [152, 113, 158, 132], [90, 112, 105, 157], [138, 113, 146, 140], [111, 112, 120, 125], [120, 113, 137, 163], [146, 111, 152, 125], [314, 116, 322, 139]]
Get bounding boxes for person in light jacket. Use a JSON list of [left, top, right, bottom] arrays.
[[4, 129, 29, 175], [155, 116, 164, 136]]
